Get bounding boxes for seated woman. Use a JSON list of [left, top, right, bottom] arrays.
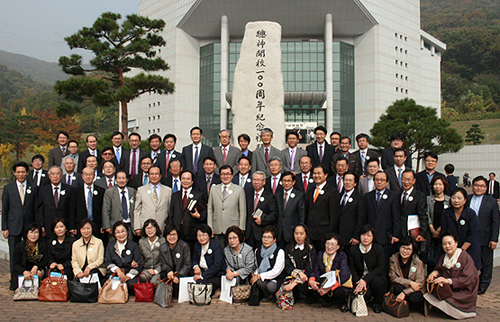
[[282, 224, 316, 303], [349, 224, 387, 314], [71, 219, 106, 283], [309, 233, 351, 312], [138, 219, 166, 285], [13, 223, 48, 288], [424, 229, 479, 319], [250, 226, 285, 303], [192, 224, 226, 294], [159, 225, 191, 297], [47, 218, 76, 280], [440, 187, 481, 270], [224, 226, 255, 283], [104, 221, 143, 293], [389, 236, 425, 311]]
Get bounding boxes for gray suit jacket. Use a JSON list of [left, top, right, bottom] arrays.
[[133, 184, 172, 231], [61, 155, 79, 174], [213, 145, 240, 174], [251, 145, 281, 177], [102, 186, 137, 231], [281, 147, 307, 173], [138, 236, 166, 272], [207, 183, 247, 234], [358, 176, 373, 195], [95, 176, 115, 190], [49, 146, 69, 168]]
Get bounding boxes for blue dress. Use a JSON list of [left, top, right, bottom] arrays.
[[440, 207, 481, 270]]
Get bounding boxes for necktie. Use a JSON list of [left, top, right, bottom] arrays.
[[223, 147, 227, 163], [87, 186, 93, 220], [108, 179, 113, 188], [319, 145, 323, 163], [402, 192, 408, 208], [143, 174, 149, 186], [182, 191, 188, 211], [341, 193, 348, 209], [53, 186, 59, 208], [337, 177, 343, 193], [398, 168, 402, 188], [19, 183, 25, 205], [206, 176, 212, 193], [265, 148, 269, 164], [490, 181, 494, 195], [91, 150, 96, 157], [121, 190, 129, 220], [223, 186, 227, 199], [303, 175, 308, 192], [193, 146, 199, 174], [116, 148, 121, 164], [272, 177, 277, 195], [240, 176, 245, 187], [34, 171, 39, 186], [131, 149, 137, 177], [361, 151, 366, 173], [153, 185, 159, 206], [67, 175, 71, 185], [284, 191, 288, 209], [254, 192, 259, 211], [290, 149, 295, 171], [313, 187, 320, 203], [173, 178, 179, 193], [376, 191, 381, 205], [62, 147, 66, 155], [165, 151, 170, 175]]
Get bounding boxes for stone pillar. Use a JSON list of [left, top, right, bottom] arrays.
[[325, 14, 333, 133], [220, 15, 229, 130]]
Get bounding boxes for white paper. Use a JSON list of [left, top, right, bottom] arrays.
[[319, 271, 337, 289], [407, 214, 420, 230], [80, 273, 102, 290], [178, 277, 195, 303], [219, 276, 237, 304]]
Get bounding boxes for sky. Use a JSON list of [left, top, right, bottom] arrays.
[[0, 0, 140, 63]]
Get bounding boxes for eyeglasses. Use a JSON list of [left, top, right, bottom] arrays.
[[227, 237, 239, 241]]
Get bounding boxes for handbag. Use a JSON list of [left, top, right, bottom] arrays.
[[67, 278, 99, 303], [133, 273, 155, 302], [13, 279, 39, 301], [348, 291, 368, 317], [335, 270, 353, 288], [154, 278, 174, 308], [248, 283, 261, 306], [276, 277, 295, 310], [188, 282, 213, 305], [98, 271, 129, 304], [231, 284, 252, 303], [38, 269, 69, 302], [428, 282, 453, 301], [382, 292, 410, 318]]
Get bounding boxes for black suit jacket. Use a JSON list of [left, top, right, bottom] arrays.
[[306, 142, 335, 173], [62, 173, 84, 188], [353, 149, 380, 175], [71, 185, 105, 233], [169, 189, 207, 241], [121, 148, 148, 178], [331, 152, 362, 177], [415, 170, 445, 196], [385, 167, 403, 194], [2, 182, 37, 236], [400, 188, 428, 238], [364, 189, 402, 245], [294, 173, 315, 195], [275, 188, 305, 243], [78, 150, 102, 173], [232, 174, 253, 195], [182, 143, 214, 175], [241, 150, 253, 162], [36, 184, 75, 238], [305, 183, 341, 241], [160, 174, 182, 192], [27, 169, 50, 187], [338, 190, 366, 245], [381, 147, 412, 170], [129, 171, 148, 190], [467, 195, 500, 247], [157, 150, 185, 177], [264, 175, 284, 196], [111, 147, 130, 171], [194, 173, 221, 200], [487, 180, 500, 199], [245, 189, 278, 241]]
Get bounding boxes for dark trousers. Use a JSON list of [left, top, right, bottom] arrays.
[[393, 283, 424, 309], [292, 281, 310, 300], [246, 233, 262, 249], [310, 287, 348, 304], [255, 279, 278, 298], [214, 234, 226, 249], [480, 246, 494, 291], [364, 275, 387, 305], [8, 234, 22, 289]]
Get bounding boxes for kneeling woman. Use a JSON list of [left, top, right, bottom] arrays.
[[192, 224, 226, 294], [71, 219, 106, 283], [138, 219, 166, 285], [104, 221, 143, 293], [48, 218, 76, 280], [424, 229, 479, 319], [13, 223, 48, 288]]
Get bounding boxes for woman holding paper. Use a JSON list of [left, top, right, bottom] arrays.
[[71, 219, 106, 282], [309, 233, 351, 311], [47, 218, 75, 279], [13, 223, 48, 288]]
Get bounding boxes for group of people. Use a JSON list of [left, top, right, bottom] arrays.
[[2, 126, 499, 319]]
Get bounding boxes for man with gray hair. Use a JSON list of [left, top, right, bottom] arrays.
[[252, 128, 281, 177], [264, 156, 284, 195], [213, 129, 240, 174], [62, 156, 83, 187]]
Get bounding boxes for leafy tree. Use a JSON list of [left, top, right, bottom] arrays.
[[370, 98, 463, 171], [465, 123, 484, 145], [0, 109, 37, 161], [54, 12, 175, 138]]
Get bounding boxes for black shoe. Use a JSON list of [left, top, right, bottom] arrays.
[[340, 304, 349, 312], [321, 301, 332, 308], [478, 288, 486, 295], [261, 295, 273, 302], [9, 286, 16, 291], [306, 297, 316, 305], [373, 303, 382, 314]]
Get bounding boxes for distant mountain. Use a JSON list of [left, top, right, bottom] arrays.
[[0, 50, 68, 86]]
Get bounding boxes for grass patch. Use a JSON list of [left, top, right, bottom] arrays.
[[450, 119, 500, 145]]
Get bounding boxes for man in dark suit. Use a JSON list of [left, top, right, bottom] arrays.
[[488, 172, 500, 200], [157, 133, 184, 177], [182, 126, 214, 176], [264, 157, 284, 195], [128, 156, 153, 190], [48, 131, 70, 167], [27, 154, 50, 187], [149, 134, 162, 164], [2, 162, 38, 290], [36, 166, 75, 238], [329, 131, 341, 154], [245, 171, 277, 248], [161, 159, 182, 193], [78, 134, 101, 173], [71, 167, 105, 238], [415, 152, 445, 196], [237, 134, 253, 161], [468, 176, 500, 294], [213, 129, 240, 174], [122, 132, 149, 180], [194, 156, 221, 200], [111, 131, 129, 170], [251, 128, 281, 177], [330, 136, 362, 177], [62, 157, 83, 188], [385, 148, 407, 194], [306, 164, 341, 251], [381, 133, 412, 170], [400, 170, 428, 243], [95, 161, 116, 190], [232, 156, 253, 195], [275, 171, 305, 249], [353, 133, 380, 176], [294, 155, 315, 195], [306, 126, 335, 172], [327, 156, 348, 193], [338, 173, 365, 252], [168, 170, 207, 251], [364, 171, 402, 270]]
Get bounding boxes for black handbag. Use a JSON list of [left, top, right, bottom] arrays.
[[67, 279, 99, 303], [248, 283, 260, 306]]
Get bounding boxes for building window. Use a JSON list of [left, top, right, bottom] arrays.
[[395, 32, 398, 37], [148, 104, 151, 108], [400, 35, 403, 39], [153, 116, 155, 120], [405, 50, 408, 54], [401, 75, 403, 79], [396, 87, 399, 91], [157, 128, 160, 133], [148, 130, 151, 134], [401, 88, 404, 93], [405, 89, 408, 94], [148, 117, 151, 121], [405, 37, 407, 41], [400, 48, 403, 53], [158, 115, 160, 119], [405, 76, 408, 81], [396, 73, 398, 78], [158, 102, 160, 106], [395, 46, 398, 51], [153, 102, 155, 107], [405, 63, 408, 68], [400, 61, 403, 66], [395, 60, 398, 64]]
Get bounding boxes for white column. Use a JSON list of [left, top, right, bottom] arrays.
[[325, 14, 333, 133], [220, 15, 229, 129]]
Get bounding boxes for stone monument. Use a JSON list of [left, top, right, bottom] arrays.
[[231, 21, 286, 150]]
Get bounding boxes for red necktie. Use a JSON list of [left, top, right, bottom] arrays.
[[303, 175, 308, 192], [223, 148, 227, 163], [165, 151, 170, 177], [254, 192, 259, 211], [272, 177, 277, 195], [265, 148, 269, 164], [54, 187, 59, 208], [182, 191, 188, 211], [108, 179, 113, 188]]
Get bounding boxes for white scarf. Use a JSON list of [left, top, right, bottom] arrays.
[[359, 244, 372, 254], [443, 248, 462, 270]]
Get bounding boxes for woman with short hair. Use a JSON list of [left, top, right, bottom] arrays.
[[224, 225, 255, 283], [13, 223, 48, 288], [47, 218, 75, 279], [138, 219, 166, 285], [71, 219, 106, 282]]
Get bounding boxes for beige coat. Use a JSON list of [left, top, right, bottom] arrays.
[[71, 236, 106, 276], [207, 183, 246, 234], [389, 253, 426, 295], [133, 184, 171, 232]]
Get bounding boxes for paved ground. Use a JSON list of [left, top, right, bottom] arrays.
[[0, 259, 498, 322]]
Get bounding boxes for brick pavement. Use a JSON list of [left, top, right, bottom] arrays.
[[0, 260, 498, 322]]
